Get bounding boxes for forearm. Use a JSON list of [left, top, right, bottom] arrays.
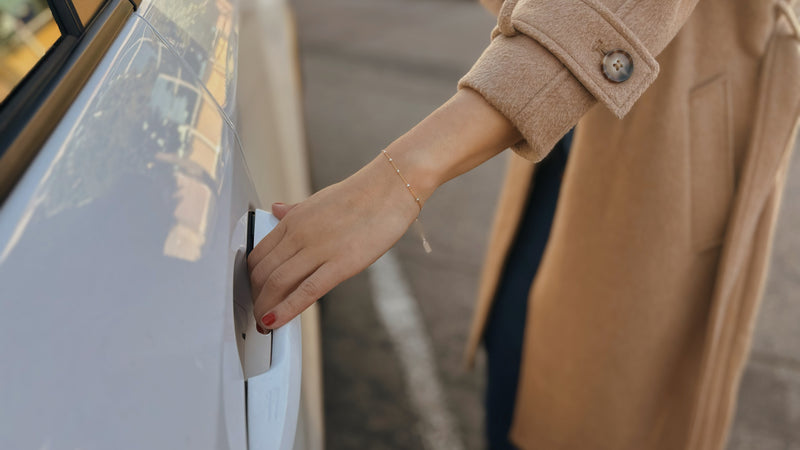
[[371, 88, 522, 206]]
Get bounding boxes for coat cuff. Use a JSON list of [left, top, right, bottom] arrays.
[[505, 0, 660, 118], [460, 0, 664, 162], [458, 32, 595, 162]]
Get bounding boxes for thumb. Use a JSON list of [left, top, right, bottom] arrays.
[[271, 202, 297, 220]]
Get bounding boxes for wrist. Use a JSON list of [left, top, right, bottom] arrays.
[[380, 141, 442, 208], [354, 155, 426, 222], [350, 152, 434, 254]]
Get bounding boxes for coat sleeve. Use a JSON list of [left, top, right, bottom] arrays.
[[458, 0, 700, 162]]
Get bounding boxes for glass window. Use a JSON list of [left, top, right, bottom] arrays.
[[0, 0, 60, 102]]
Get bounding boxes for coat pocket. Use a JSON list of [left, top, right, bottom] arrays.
[[688, 74, 735, 253]]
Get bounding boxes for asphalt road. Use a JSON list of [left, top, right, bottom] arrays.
[[292, 0, 800, 448]]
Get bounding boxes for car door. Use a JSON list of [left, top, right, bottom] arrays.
[[0, 0, 305, 448]]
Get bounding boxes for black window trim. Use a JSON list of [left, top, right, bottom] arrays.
[[0, 0, 140, 203]]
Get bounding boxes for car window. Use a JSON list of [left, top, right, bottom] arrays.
[[0, 1, 60, 102]]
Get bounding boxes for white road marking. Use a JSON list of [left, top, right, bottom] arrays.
[[367, 250, 466, 450]]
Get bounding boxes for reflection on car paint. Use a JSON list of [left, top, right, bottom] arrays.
[[31, 22, 229, 261], [139, 0, 238, 115], [0, 4, 244, 265]]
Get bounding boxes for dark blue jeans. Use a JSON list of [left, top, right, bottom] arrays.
[[484, 130, 573, 449]]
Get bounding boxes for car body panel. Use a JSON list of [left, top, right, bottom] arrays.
[[0, 10, 253, 450]]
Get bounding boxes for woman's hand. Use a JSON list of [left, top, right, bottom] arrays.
[[247, 155, 422, 331], [247, 89, 521, 331]]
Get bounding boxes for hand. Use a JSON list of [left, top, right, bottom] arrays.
[[247, 89, 520, 331], [247, 156, 421, 331]]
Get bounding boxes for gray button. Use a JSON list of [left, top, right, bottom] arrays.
[[602, 50, 633, 83]]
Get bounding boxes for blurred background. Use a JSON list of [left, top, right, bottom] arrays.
[[290, 0, 800, 449]]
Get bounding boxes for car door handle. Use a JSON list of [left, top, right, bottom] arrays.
[[246, 209, 303, 450], [240, 210, 275, 380]]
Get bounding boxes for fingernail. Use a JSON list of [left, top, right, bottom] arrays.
[[256, 325, 269, 335], [261, 312, 276, 327], [273, 202, 285, 207]]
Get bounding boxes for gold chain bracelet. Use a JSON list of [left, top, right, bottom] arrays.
[[381, 149, 432, 253]]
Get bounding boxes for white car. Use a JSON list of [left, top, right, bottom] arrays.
[[0, 0, 324, 448]]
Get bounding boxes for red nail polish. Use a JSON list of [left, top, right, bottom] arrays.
[[261, 312, 276, 327]]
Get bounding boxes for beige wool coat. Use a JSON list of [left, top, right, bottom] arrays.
[[458, 0, 800, 449]]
